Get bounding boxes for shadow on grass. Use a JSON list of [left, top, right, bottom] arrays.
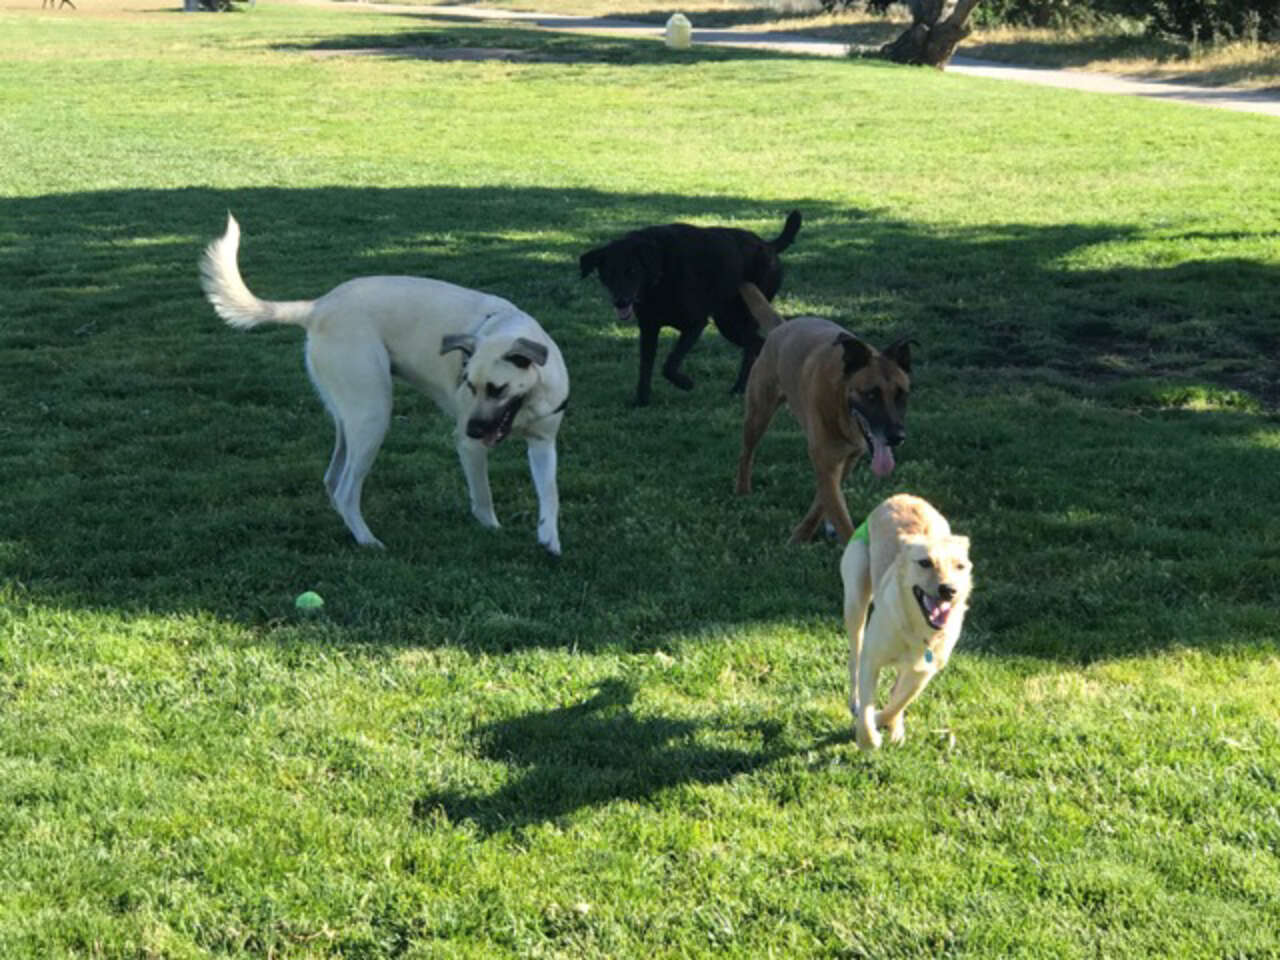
[[412, 678, 805, 833], [2, 184, 1278, 663], [278, 15, 814, 65]]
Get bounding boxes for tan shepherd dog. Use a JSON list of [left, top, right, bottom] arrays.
[[735, 282, 914, 544], [841, 495, 972, 751]]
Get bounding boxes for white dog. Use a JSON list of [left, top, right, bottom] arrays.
[[200, 214, 569, 554], [840, 494, 972, 751]]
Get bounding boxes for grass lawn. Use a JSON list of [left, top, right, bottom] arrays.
[[2, 1, 1279, 956]]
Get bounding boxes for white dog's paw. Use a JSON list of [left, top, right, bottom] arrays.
[[538, 519, 561, 556], [471, 506, 501, 530]]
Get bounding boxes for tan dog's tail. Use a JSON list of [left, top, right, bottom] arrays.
[[200, 214, 315, 330], [739, 281, 785, 335]]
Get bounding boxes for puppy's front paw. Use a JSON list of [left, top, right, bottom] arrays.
[[854, 717, 882, 753], [885, 714, 906, 746]]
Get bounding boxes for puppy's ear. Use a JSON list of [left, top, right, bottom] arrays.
[[440, 334, 476, 358], [504, 337, 549, 369], [948, 535, 971, 558], [836, 333, 873, 376], [882, 336, 918, 375], [579, 247, 604, 278]]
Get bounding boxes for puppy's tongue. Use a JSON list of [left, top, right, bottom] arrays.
[[870, 438, 895, 477]]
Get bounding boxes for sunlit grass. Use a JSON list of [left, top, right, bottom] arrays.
[[1, 1, 1279, 956]]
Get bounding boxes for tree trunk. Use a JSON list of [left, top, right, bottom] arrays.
[[878, 0, 982, 68]]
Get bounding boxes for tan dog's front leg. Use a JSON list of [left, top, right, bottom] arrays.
[[875, 668, 932, 746], [789, 493, 826, 544], [815, 456, 855, 543]]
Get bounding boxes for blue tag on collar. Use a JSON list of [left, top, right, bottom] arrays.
[[924, 649, 934, 664]]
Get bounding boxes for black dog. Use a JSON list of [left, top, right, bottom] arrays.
[[580, 211, 802, 405]]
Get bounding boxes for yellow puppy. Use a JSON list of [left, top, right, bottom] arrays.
[[840, 494, 973, 751]]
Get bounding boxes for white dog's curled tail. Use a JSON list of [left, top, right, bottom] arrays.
[[200, 214, 314, 330]]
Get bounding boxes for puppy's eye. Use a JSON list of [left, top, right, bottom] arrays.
[[486, 383, 506, 400], [917, 558, 934, 569]]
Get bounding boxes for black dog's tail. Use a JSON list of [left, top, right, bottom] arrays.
[[769, 210, 802, 254]]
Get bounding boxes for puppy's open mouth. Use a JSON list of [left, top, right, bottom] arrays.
[[913, 586, 952, 630], [467, 396, 524, 448]]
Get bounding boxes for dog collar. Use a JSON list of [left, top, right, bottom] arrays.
[[850, 518, 869, 545]]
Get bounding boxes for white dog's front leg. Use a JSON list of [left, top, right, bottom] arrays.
[[526, 435, 561, 556], [457, 437, 500, 530], [876, 668, 932, 746]]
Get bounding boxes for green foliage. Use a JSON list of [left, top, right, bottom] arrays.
[[2, 3, 1280, 958]]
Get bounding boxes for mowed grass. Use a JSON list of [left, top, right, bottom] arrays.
[[2, 2, 1280, 957]]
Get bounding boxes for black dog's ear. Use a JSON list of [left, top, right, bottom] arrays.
[[440, 334, 476, 358], [836, 332, 873, 376], [882, 336, 918, 375], [579, 247, 604, 278], [635, 239, 662, 281], [504, 337, 549, 368]]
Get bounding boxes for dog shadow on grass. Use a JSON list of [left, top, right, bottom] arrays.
[[412, 678, 809, 834]]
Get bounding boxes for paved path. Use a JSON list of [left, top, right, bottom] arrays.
[[386, 4, 1280, 118]]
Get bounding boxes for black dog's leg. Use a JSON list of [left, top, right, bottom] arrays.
[[729, 334, 764, 394], [662, 324, 704, 391], [634, 322, 660, 406]]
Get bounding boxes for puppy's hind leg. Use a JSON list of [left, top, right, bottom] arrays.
[[840, 539, 872, 724], [526, 434, 561, 555]]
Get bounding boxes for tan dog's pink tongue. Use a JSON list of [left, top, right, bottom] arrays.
[[870, 440, 895, 477]]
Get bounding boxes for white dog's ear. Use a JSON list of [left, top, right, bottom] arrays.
[[440, 334, 476, 358], [504, 338, 549, 368]]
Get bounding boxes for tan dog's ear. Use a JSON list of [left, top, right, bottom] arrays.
[[739, 281, 783, 335], [836, 332, 874, 375], [440, 334, 476, 357], [882, 336, 918, 375], [504, 338, 549, 369]]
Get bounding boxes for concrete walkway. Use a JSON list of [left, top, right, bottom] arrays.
[[384, 4, 1280, 118]]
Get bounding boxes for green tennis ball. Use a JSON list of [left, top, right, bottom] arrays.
[[295, 590, 325, 612]]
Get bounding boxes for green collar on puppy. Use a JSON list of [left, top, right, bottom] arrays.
[[850, 518, 869, 545]]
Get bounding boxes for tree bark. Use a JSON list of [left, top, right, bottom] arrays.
[[878, 0, 982, 68]]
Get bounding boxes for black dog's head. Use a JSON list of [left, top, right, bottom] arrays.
[[837, 334, 916, 478], [579, 236, 662, 323]]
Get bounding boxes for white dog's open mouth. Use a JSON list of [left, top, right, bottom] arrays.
[[467, 396, 524, 448], [913, 585, 952, 630]]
